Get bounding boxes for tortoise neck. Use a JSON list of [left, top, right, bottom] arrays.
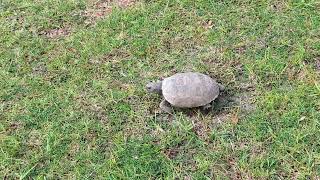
[[155, 81, 163, 95]]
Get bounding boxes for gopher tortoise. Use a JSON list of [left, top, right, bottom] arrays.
[[146, 72, 224, 113]]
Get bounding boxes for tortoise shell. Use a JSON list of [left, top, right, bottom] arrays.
[[162, 72, 220, 108]]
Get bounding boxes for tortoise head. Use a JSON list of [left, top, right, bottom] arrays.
[[146, 81, 162, 94]]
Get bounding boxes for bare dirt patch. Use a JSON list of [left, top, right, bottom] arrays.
[[27, 130, 43, 148], [32, 62, 47, 77], [234, 45, 247, 55], [163, 147, 179, 159], [68, 142, 80, 157], [89, 48, 131, 65], [161, 140, 186, 160], [84, 1, 113, 24], [191, 116, 210, 140], [228, 91, 256, 114], [269, 1, 289, 12], [227, 157, 242, 180], [117, 0, 136, 8], [75, 91, 108, 123], [202, 20, 214, 30], [83, 0, 137, 25], [40, 27, 71, 39], [5, 122, 24, 134], [315, 57, 320, 72]]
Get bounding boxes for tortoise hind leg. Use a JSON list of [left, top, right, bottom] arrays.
[[201, 103, 212, 111], [160, 99, 173, 114]]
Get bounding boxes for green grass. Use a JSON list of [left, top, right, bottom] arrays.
[[1, 0, 320, 179]]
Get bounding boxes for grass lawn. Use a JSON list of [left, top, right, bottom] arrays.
[[1, 0, 320, 179]]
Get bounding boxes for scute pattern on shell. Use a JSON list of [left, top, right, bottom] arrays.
[[162, 72, 220, 108]]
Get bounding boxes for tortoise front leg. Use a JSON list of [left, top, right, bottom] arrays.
[[218, 83, 225, 91], [160, 99, 173, 114]]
